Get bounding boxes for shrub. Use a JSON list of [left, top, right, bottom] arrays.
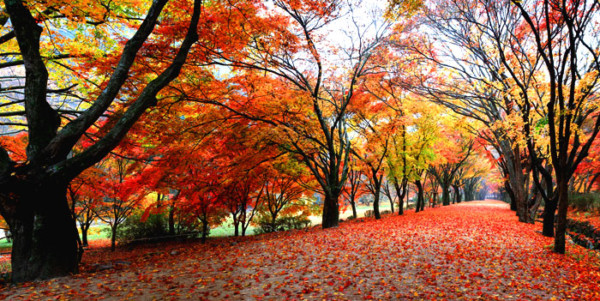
[[569, 193, 600, 212], [117, 213, 169, 244], [364, 210, 374, 218], [567, 219, 600, 250], [255, 215, 312, 234], [117, 212, 201, 244]]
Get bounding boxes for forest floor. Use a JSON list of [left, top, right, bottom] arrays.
[[1, 200, 600, 300]]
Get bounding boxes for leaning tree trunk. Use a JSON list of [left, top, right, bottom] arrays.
[[4, 181, 82, 283]]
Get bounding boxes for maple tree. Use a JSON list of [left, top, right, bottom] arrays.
[[90, 155, 151, 251], [342, 157, 368, 219], [194, 0, 399, 229], [0, 0, 202, 281], [68, 166, 103, 247], [257, 158, 313, 232]]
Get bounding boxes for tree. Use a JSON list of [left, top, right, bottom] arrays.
[[407, 0, 534, 223], [198, 0, 394, 228], [428, 150, 473, 206], [0, 0, 202, 281], [259, 159, 311, 231], [92, 156, 149, 251], [508, 0, 600, 253], [343, 157, 368, 219]]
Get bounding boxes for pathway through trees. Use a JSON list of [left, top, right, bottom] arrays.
[[2, 200, 599, 300]]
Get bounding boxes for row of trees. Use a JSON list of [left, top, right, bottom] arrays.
[[1, 0, 597, 283], [399, 0, 600, 254]]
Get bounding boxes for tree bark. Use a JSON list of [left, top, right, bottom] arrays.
[[453, 184, 461, 203], [110, 225, 117, 252], [168, 204, 175, 235], [201, 217, 209, 243], [5, 182, 82, 282], [554, 177, 569, 254], [542, 196, 557, 237], [79, 222, 90, 247], [373, 193, 381, 219], [415, 180, 424, 212], [322, 192, 340, 228]]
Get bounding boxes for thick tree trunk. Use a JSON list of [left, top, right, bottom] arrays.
[[542, 196, 557, 237], [453, 185, 461, 203], [321, 191, 340, 228], [350, 200, 357, 219], [5, 182, 81, 283], [554, 177, 569, 254], [442, 185, 450, 206]]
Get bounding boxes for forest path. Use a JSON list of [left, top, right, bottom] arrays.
[[2, 200, 600, 300]]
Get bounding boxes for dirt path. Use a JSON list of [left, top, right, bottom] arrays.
[[2, 200, 600, 300]]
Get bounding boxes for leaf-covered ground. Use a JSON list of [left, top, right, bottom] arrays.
[[2, 200, 600, 300]]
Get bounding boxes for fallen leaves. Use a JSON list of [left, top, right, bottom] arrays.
[[1, 200, 600, 300]]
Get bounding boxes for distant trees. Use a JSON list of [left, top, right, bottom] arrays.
[[391, 0, 600, 254]]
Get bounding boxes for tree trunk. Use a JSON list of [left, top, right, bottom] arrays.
[[321, 191, 340, 228], [4, 182, 82, 283], [554, 177, 569, 254], [201, 218, 209, 243], [394, 180, 405, 215], [79, 223, 89, 247], [542, 196, 558, 237], [389, 196, 395, 214], [442, 185, 450, 206], [453, 184, 461, 203], [233, 221, 239, 237], [373, 187, 381, 220], [350, 200, 357, 219], [415, 180, 424, 212], [168, 204, 175, 235], [110, 225, 117, 252]]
